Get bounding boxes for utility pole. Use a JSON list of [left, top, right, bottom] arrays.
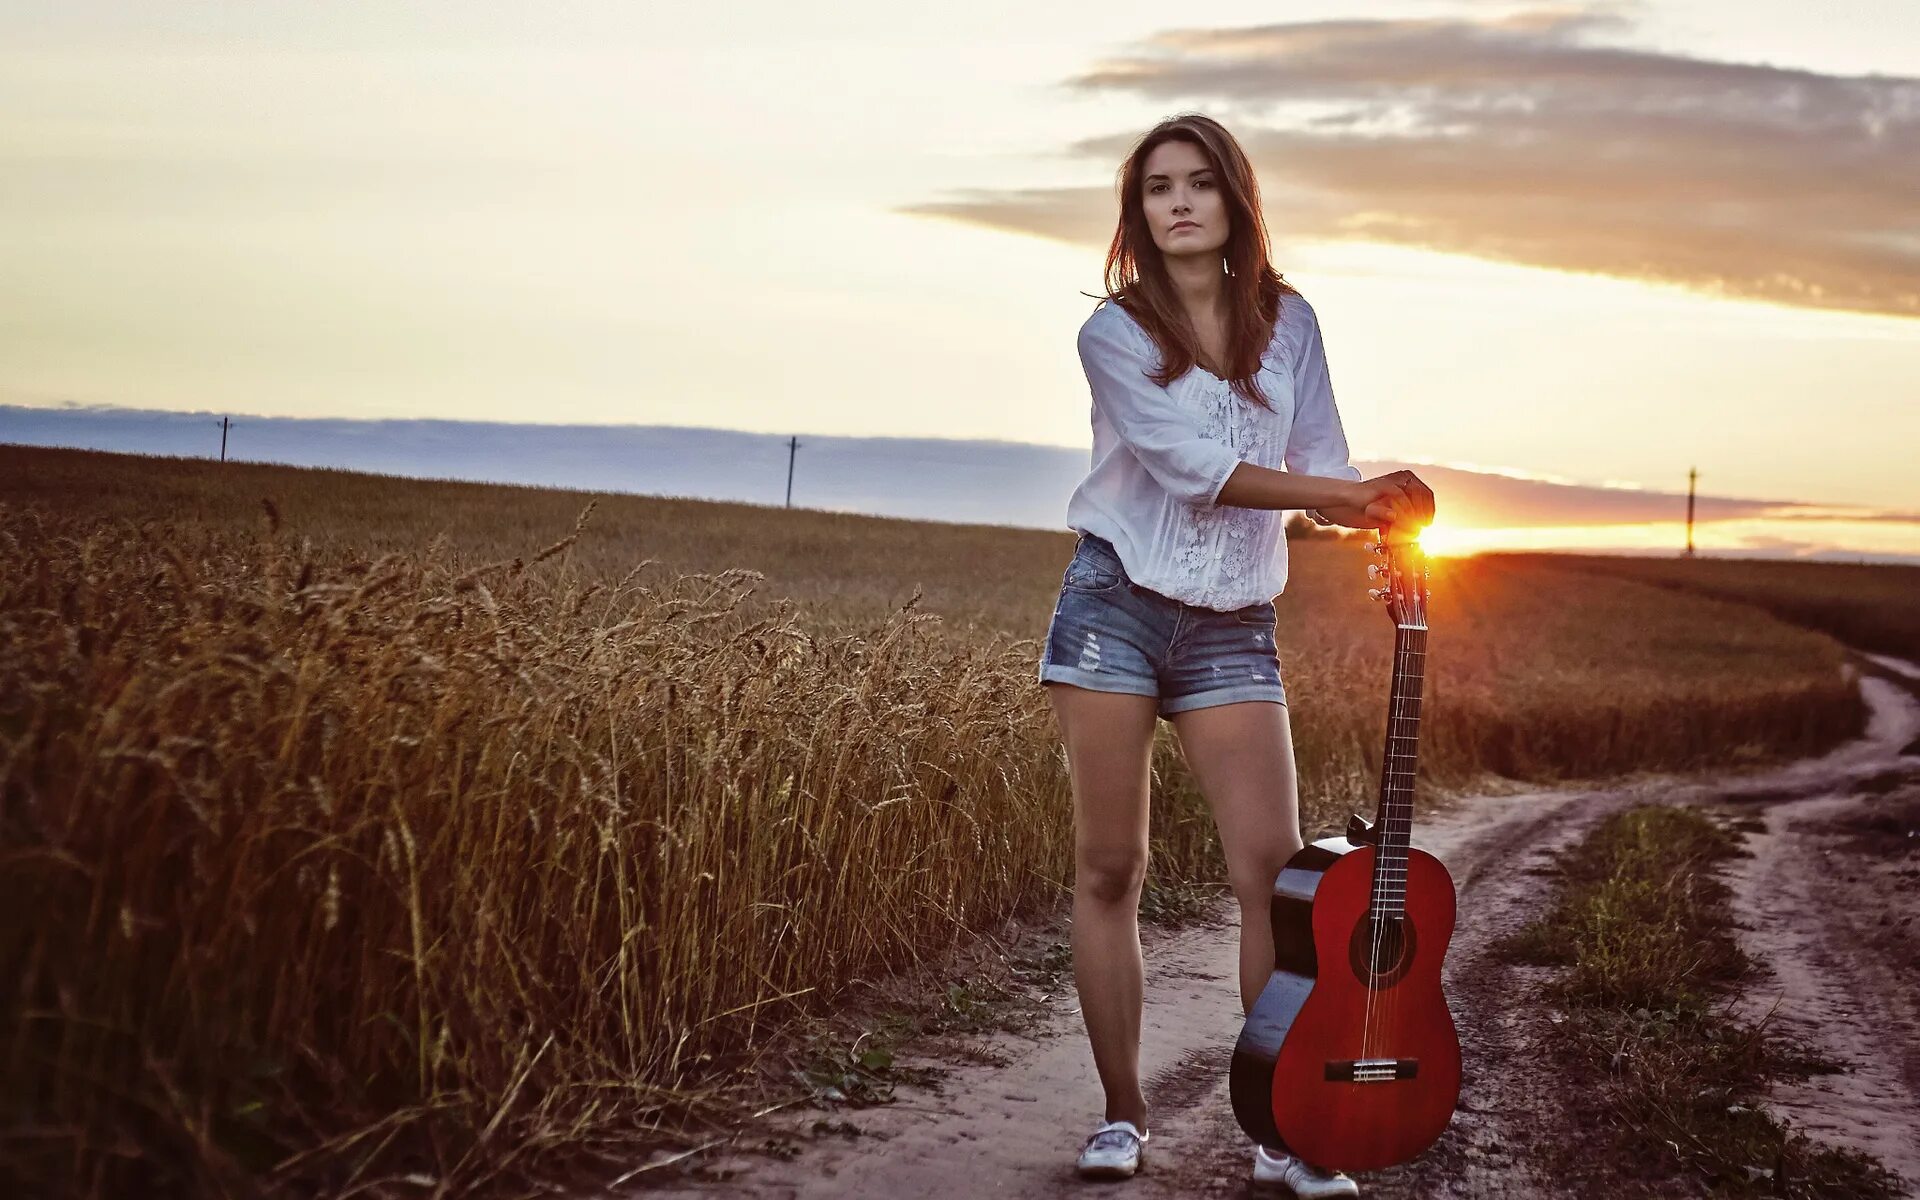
[[1684, 466, 1696, 558], [786, 436, 799, 508], [218, 416, 232, 462]]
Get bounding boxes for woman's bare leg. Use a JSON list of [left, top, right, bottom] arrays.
[[1167, 700, 1305, 1014], [1045, 681, 1161, 1133]]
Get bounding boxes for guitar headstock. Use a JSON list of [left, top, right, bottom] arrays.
[[1363, 523, 1430, 626]]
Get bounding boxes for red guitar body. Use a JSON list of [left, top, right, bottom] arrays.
[[1231, 526, 1460, 1172], [1233, 837, 1461, 1171]]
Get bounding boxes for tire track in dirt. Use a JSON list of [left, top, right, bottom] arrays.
[[635, 661, 1919, 1198], [1715, 661, 1920, 1196]]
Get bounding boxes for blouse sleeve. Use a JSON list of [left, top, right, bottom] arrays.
[[1077, 311, 1243, 506], [1281, 298, 1364, 524]]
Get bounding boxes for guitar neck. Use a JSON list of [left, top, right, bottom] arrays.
[[1372, 623, 1427, 915]]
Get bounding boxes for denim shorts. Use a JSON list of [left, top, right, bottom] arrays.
[[1037, 533, 1287, 717]]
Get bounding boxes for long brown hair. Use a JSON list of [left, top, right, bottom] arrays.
[[1088, 112, 1296, 411]]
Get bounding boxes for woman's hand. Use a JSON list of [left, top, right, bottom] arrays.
[[1349, 471, 1436, 529]]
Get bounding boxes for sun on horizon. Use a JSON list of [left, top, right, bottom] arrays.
[[1414, 521, 1479, 558]]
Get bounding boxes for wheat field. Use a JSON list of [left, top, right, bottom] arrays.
[[0, 445, 1874, 1196], [1508, 551, 1920, 661]]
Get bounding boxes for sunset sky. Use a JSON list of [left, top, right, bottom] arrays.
[[3, 2, 1917, 559]]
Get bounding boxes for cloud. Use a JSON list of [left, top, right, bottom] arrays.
[[903, 8, 1920, 319]]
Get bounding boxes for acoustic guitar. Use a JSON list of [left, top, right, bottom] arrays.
[[1229, 524, 1461, 1172]]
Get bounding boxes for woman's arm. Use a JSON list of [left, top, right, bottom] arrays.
[[1217, 467, 1431, 527], [1313, 499, 1374, 529], [1307, 500, 1378, 529], [1258, 295, 1434, 528], [1315, 476, 1435, 528], [1214, 462, 1366, 510], [1078, 312, 1244, 505]]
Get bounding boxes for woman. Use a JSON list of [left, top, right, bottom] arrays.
[[1036, 113, 1434, 1197]]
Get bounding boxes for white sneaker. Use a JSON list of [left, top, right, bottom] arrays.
[[1252, 1143, 1358, 1197], [1076, 1119, 1148, 1179]]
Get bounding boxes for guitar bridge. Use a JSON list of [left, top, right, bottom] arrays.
[[1325, 1058, 1419, 1083]]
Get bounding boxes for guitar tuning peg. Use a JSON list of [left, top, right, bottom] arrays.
[[1368, 587, 1389, 601], [1362, 541, 1377, 553], [1367, 563, 1384, 579]]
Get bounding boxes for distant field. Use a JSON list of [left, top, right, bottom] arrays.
[[0, 443, 1885, 1195], [1501, 552, 1920, 661]]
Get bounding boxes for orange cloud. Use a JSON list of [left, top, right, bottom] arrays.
[[903, 9, 1920, 319]]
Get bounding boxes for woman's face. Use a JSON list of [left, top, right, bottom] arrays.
[[1141, 139, 1229, 262]]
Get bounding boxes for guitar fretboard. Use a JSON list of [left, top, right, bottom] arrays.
[[1371, 624, 1426, 917]]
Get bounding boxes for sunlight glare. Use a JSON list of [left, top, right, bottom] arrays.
[[1415, 522, 1480, 558]]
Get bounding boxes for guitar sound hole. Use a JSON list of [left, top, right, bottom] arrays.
[[1347, 915, 1417, 989]]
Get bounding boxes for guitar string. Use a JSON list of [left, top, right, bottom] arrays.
[[1383, 594, 1414, 1055], [1364, 626, 1397, 1061], [1393, 629, 1421, 1054], [1377, 633, 1398, 1060], [1367, 560, 1402, 1063], [1376, 622, 1424, 1063], [1376, 630, 1410, 1058], [1387, 626, 1426, 1061], [1364, 557, 1424, 1070], [1381, 633, 1401, 1060], [1373, 631, 1398, 1064], [1365, 629, 1408, 1060]]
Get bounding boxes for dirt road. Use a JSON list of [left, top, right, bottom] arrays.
[[1716, 654, 1920, 1190], [639, 659, 1920, 1198]]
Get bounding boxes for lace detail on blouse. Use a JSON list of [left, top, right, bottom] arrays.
[[1063, 292, 1364, 611], [1175, 365, 1289, 609]]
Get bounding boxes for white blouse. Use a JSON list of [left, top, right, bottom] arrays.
[[1063, 290, 1365, 611]]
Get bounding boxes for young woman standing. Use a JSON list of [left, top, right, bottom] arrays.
[[1037, 113, 1435, 1197]]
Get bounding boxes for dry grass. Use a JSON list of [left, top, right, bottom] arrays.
[[1499, 807, 1904, 1197], [0, 444, 1885, 1196]]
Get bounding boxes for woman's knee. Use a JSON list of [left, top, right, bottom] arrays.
[[1076, 842, 1149, 907], [1227, 838, 1302, 910]]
